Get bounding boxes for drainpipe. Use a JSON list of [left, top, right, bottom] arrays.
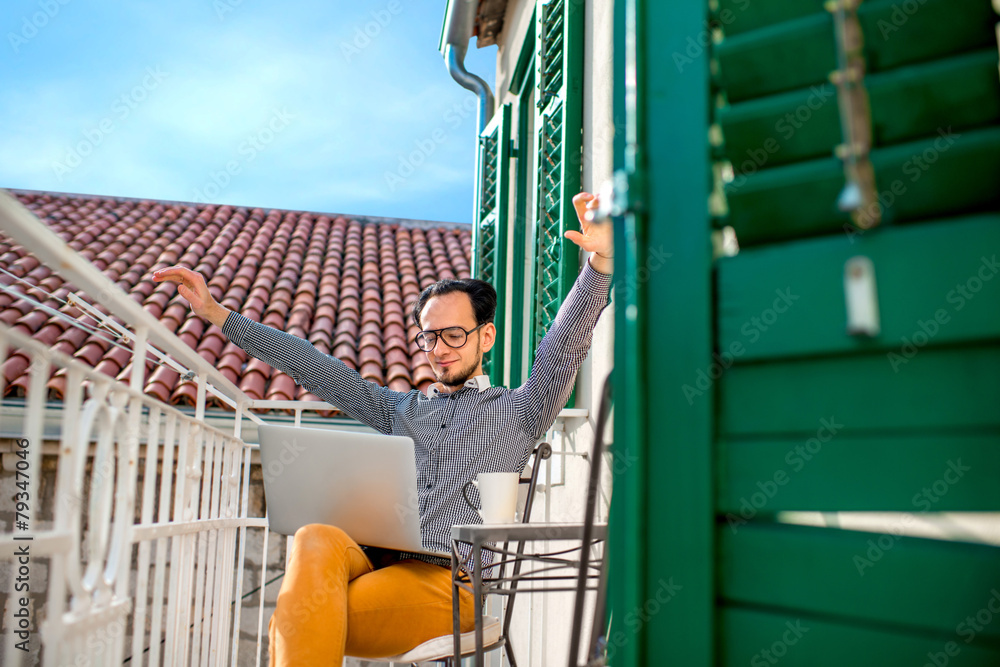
[[442, 0, 495, 133]]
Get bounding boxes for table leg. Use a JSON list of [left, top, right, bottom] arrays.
[[473, 541, 484, 667], [452, 540, 462, 663]]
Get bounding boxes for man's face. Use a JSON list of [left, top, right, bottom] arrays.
[[419, 291, 495, 389]]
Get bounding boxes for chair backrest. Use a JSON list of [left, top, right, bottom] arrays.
[[518, 441, 552, 523]]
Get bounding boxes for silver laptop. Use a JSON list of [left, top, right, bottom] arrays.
[[257, 423, 447, 557]]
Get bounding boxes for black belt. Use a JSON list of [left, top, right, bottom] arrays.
[[419, 554, 452, 570], [370, 546, 453, 571]]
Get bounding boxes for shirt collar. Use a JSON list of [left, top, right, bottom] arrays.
[[425, 374, 491, 398]]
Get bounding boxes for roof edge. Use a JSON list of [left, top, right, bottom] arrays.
[[5, 187, 472, 231]]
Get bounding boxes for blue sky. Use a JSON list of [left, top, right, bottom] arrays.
[[0, 0, 497, 223]]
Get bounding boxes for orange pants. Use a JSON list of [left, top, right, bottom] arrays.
[[267, 523, 475, 666]]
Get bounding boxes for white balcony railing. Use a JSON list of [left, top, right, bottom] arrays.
[[0, 322, 268, 666], [0, 191, 274, 666]]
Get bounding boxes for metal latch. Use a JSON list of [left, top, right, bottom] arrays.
[[587, 168, 647, 223], [844, 256, 881, 337]]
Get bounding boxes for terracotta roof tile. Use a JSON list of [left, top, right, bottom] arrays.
[[412, 363, 437, 386], [46, 372, 68, 399], [386, 362, 411, 383], [0, 309, 21, 327], [383, 301, 405, 319], [196, 334, 226, 361], [332, 343, 358, 368], [359, 321, 383, 338], [265, 372, 296, 403], [311, 315, 334, 333], [238, 371, 267, 401], [1, 190, 471, 411], [171, 381, 200, 406], [358, 332, 382, 350], [145, 365, 179, 404], [359, 361, 384, 385], [12, 309, 48, 336], [389, 377, 413, 393], [217, 349, 245, 375], [334, 317, 359, 336], [384, 335, 410, 355], [75, 341, 108, 367], [2, 353, 30, 389], [52, 324, 88, 355], [359, 346, 384, 366]]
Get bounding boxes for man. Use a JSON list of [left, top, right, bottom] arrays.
[[153, 192, 613, 665]]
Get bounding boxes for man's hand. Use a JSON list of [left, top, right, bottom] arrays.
[[566, 192, 614, 274], [152, 266, 231, 328]]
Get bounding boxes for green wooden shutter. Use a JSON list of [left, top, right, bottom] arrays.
[[612, 0, 1000, 665], [529, 0, 583, 360], [473, 103, 512, 386], [714, 0, 1000, 245]]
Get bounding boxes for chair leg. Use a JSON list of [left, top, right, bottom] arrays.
[[586, 547, 611, 665], [506, 641, 518, 667]]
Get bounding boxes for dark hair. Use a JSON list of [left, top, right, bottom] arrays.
[[411, 279, 497, 329]]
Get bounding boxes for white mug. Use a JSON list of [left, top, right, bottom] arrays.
[[462, 472, 519, 524]]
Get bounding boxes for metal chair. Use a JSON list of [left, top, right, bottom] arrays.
[[450, 372, 614, 667], [364, 441, 553, 666]]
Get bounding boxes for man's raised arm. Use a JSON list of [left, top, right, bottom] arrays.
[[153, 266, 232, 328], [510, 192, 614, 439], [152, 266, 401, 434]]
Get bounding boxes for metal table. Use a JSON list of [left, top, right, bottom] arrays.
[[450, 521, 608, 666]]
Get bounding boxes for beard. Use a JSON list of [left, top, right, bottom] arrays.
[[435, 350, 483, 389]]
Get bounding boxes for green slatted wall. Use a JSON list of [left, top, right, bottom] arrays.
[[473, 104, 512, 386], [529, 0, 583, 359]]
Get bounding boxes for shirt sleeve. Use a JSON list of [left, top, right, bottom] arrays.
[[221, 313, 402, 434], [510, 259, 612, 439]]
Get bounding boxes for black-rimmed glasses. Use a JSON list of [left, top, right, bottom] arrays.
[[414, 323, 486, 352]]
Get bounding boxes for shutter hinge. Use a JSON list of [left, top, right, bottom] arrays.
[[590, 168, 647, 222]]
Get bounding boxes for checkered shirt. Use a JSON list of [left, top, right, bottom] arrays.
[[222, 261, 612, 569]]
